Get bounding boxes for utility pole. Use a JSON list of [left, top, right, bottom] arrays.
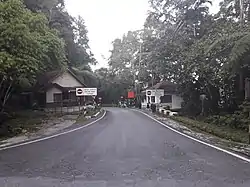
[[152, 73, 154, 87], [193, 24, 196, 37], [135, 43, 142, 105], [239, 0, 244, 27], [139, 43, 142, 67]]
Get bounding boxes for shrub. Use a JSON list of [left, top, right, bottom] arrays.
[[203, 112, 249, 132]]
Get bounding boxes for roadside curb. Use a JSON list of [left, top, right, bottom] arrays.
[[84, 109, 102, 119], [0, 110, 106, 151], [93, 111, 100, 117], [133, 109, 250, 163]]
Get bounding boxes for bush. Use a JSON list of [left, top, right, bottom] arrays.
[[0, 112, 11, 125], [171, 116, 249, 143], [0, 110, 48, 138], [203, 111, 249, 131]]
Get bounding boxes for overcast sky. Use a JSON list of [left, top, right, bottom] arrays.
[[65, 0, 222, 69]]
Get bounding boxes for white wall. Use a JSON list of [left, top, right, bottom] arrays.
[[172, 94, 183, 109], [146, 95, 161, 104], [142, 91, 183, 110], [46, 87, 62, 103], [52, 71, 83, 87], [146, 89, 164, 104], [156, 95, 161, 104]]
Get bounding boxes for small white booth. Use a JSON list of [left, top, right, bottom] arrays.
[[142, 81, 183, 110]]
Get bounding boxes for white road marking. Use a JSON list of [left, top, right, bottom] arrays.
[[134, 110, 250, 163], [0, 111, 106, 151]]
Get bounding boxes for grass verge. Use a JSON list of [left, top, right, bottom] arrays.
[[170, 116, 249, 144], [76, 108, 101, 123], [76, 115, 87, 124], [0, 110, 63, 139]]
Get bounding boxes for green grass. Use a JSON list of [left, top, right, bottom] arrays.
[[86, 108, 101, 116], [76, 114, 87, 123], [170, 116, 249, 144]]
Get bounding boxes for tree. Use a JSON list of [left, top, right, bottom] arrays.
[[109, 31, 141, 74], [23, 0, 95, 68], [0, 0, 66, 111], [23, 0, 65, 21]]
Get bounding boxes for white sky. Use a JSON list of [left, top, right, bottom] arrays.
[[65, 0, 222, 69]]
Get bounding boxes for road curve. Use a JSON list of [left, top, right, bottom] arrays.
[[0, 107, 249, 187]]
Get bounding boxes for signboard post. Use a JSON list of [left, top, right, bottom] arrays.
[[76, 88, 83, 96], [146, 89, 164, 104], [76, 88, 98, 107], [76, 88, 97, 96], [146, 89, 164, 97]]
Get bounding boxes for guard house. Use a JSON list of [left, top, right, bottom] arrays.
[[142, 81, 183, 110], [36, 69, 86, 107]]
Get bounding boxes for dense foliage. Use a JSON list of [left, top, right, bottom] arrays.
[[1, 0, 250, 134], [0, 0, 95, 112], [100, 0, 250, 131]]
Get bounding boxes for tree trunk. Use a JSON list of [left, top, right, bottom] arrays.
[[239, 0, 244, 26], [247, 3, 250, 22], [0, 76, 4, 89], [244, 78, 250, 144], [239, 72, 245, 100], [245, 78, 250, 100], [0, 79, 13, 112]]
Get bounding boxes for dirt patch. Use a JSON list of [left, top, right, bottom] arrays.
[[0, 114, 78, 148], [0, 109, 103, 149]]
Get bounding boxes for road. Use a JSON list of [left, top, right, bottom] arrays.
[[0, 108, 249, 187]]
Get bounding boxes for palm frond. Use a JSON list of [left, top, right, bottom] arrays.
[[205, 31, 249, 54], [230, 33, 250, 67]]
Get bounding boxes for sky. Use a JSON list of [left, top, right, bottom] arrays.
[[65, 0, 222, 69]]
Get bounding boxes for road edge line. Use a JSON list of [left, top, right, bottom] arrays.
[[0, 110, 107, 151], [134, 109, 250, 163]]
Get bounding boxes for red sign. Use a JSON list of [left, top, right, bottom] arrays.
[[127, 91, 135, 99]]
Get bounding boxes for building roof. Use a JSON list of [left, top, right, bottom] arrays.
[[37, 68, 86, 91], [45, 83, 80, 92], [146, 81, 178, 94]]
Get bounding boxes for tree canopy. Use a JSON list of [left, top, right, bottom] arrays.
[[0, 0, 95, 111], [100, 0, 250, 121]]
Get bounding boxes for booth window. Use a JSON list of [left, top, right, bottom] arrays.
[[161, 95, 172, 103]]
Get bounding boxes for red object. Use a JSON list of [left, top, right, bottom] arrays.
[[127, 91, 135, 99]]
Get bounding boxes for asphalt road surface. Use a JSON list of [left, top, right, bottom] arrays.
[[0, 108, 249, 187]]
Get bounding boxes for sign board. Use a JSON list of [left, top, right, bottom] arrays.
[[146, 89, 164, 97], [76, 88, 97, 96], [128, 91, 135, 99], [147, 90, 152, 96], [76, 88, 83, 96]]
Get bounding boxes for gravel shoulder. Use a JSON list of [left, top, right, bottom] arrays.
[[0, 109, 103, 149], [139, 109, 250, 157]]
